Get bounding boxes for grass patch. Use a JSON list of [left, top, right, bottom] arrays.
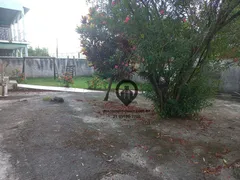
[[24, 76, 151, 91], [42, 96, 52, 101]]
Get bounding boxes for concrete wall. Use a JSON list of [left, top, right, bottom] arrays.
[[0, 56, 94, 78], [0, 56, 240, 93], [0, 57, 23, 76], [220, 66, 240, 93], [131, 74, 147, 83]]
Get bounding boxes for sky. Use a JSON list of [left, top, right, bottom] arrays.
[[19, 0, 89, 58]]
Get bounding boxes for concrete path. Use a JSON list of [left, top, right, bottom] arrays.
[[18, 84, 104, 93]]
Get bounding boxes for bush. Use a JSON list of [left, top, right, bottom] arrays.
[[11, 69, 25, 83], [87, 76, 108, 90], [143, 72, 219, 118], [59, 72, 74, 87]]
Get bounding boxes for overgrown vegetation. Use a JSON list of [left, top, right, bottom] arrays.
[[76, 5, 139, 100], [82, 0, 240, 118]]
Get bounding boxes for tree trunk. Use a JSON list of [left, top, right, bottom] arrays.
[[148, 75, 163, 112], [104, 77, 113, 101]]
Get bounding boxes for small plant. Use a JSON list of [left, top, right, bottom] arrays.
[[87, 76, 101, 90], [42, 96, 51, 101], [17, 73, 25, 83], [11, 69, 25, 83], [87, 76, 108, 90], [102, 79, 108, 90], [61, 72, 74, 87]]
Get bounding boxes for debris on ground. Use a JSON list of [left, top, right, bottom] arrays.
[[50, 97, 64, 103]]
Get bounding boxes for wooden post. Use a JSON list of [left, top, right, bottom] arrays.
[[73, 56, 77, 77], [66, 56, 69, 67], [23, 57, 26, 80], [1, 61, 4, 96], [56, 39, 58, 58], [53, 58, 56, 80]]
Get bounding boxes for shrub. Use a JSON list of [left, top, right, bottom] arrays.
[[60, 72, 74, 87], [143, 70, 219, 118], [87, 76, 108, 90], [42, 96, 51, 101], [11, 69, 25, 83]]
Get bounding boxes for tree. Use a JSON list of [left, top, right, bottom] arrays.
[[86, 0, 240, 117], [28, 46, 50, 56], [76, 6, 138, 101]]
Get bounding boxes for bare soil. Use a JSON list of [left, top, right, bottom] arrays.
[[0, 91, 239, 180]]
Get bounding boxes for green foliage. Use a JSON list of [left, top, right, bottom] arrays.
[[86, 75, 108, 90], [11, 69, 25, 83], [59, 73, 74, 88], [83, 0, 240, 117], [76, 5, 138, 81], [162, 78, 217, 118], [28, 46, 50, 57], [143, 64, 220, 117], [42, 96, 51, 101]]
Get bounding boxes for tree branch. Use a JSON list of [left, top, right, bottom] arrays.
[[222, 10, 240, 27]]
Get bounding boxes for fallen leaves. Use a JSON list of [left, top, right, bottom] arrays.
[[214, 148, 231, 159], [156, 133, 188, 146], [215, 152, 223, 158], [75, 99, 83, 102], [179, 139, 187, 145], [199, 116, 214, 130], [203, 165, 223, 175], [202, 159, 240, 175], [222, 148, 231, 154]]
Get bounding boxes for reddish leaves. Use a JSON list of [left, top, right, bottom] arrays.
[[215, 152, 223, 158], [75, 99, 83, 102], [215, 148, 231, 159], [203, 165, 223, 175], [199, 116, 213, 130], [179, 139, 187, 145]]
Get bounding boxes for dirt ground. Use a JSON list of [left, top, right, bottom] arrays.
[[0, 91, 239, 180]]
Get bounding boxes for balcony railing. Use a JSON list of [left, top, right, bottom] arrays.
[[0, 26, 26, 42], [0, 26, 10, 41]]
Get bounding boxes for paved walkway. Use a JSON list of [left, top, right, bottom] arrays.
[[18, 84, 104, 93]]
